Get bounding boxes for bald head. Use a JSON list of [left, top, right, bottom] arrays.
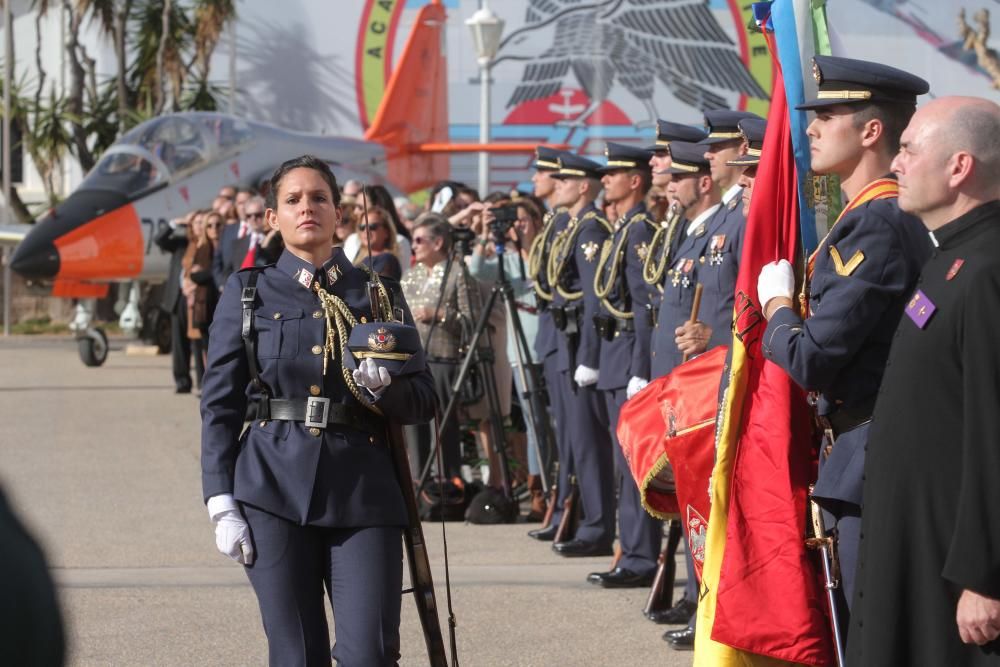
[[892, 96, 1000, 229]]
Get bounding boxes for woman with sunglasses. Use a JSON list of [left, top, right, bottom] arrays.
[[182, 210, 221, 387], [353, 205, 402, 280], [345, 187, 412, 267]]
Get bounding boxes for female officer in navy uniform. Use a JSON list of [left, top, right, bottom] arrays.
[[200, 155, 435, 666]]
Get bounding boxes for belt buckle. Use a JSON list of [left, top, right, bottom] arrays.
[[305, 397, 330, 428]]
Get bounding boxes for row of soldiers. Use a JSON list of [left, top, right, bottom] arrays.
[[522, 54, 932, 653]]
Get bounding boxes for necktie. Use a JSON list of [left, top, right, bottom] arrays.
[[240, 233, 258, 269], [237, 220, 248, 239]]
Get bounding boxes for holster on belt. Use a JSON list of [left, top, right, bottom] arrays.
[[645, 303, 659, 327], [593, 314, 616, 341]]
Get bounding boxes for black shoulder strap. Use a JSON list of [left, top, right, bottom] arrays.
[[240, 269, 272, 417]]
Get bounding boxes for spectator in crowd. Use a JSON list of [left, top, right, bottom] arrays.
[[181, 211, 209, 387], [212, 187, 243, 290], [342, 178, 363, 198], [155, 211, 194, 393], [400, 213, 476, 483], [344, 185, 412, 265], [468, 196, 547, 518], [184, 210, 222, 387], [354, 205, 403, 280], [395, 196, 422, 236], [334, 191, 357, 249], [230, 195, 282, 271]]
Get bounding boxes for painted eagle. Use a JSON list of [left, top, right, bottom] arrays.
[[494, 0, 768, 125]]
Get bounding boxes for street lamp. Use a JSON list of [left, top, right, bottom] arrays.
[[465, 6, 505, 198]]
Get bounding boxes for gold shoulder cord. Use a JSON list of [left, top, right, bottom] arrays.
[[313, 281, 385, 416], [528, 210, 557, 301], [594, 216, 635, 319], [548, 211, 603, 301], [643, 202, 684, 287]]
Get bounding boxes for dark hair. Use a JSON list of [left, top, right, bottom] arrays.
[[483, 191, 510, 205], [413, 212, 453, 253], [852, 102, 917, 156], [267, 155, 341, 210], [629, 167, 653, 194]]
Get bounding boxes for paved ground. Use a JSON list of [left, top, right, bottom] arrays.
[[0, 336, 695, 666]]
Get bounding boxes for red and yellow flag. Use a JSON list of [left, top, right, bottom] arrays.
[[693, 9, 833, 667]]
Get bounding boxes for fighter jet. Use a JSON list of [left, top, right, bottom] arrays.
[[8, 0, 539, 366]]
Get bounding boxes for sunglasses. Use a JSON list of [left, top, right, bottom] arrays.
[[357, 223, 383, 231], [412, 236, 437, 245], [246, 212, 264, 219]]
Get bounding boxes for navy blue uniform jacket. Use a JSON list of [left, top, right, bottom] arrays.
[[596, 203, 658, 390], [762, 194, 931, 508], [201, 249, 436, 527], [551, 204, 611, 373]]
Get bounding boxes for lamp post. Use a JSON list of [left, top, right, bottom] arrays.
[[465, 6, 504, 198]]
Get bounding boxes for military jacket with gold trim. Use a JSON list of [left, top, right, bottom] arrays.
[[697, 187, 747, 350], [533, 209, 571, 361], [650, 204, 721, 379], [595, 202, 658, 390], [549, 202, 611, 373], [200, 248, 435, 527]]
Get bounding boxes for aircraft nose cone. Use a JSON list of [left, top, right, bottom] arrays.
[[11, 238, 60, 280]]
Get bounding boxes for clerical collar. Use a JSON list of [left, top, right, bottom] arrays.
[[686, 203, 722, 236], [929, 200, 1000, 250]]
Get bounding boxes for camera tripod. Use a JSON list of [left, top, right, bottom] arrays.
[[416, 228, 556, 520]]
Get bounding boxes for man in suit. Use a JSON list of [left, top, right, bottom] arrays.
[[155, 213, 192, 393], [230, 195, 283, 271]]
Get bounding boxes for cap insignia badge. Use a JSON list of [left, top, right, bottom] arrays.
[[812, 60, 822, 85], [368, 327, 397, 353]]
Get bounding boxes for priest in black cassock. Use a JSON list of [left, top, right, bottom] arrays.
[[848, 96, 1000, 666]]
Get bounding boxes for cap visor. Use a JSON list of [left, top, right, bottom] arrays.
[[727, 157, 760, 167], [795, 97, 862, 111], [701, 135, 740, 146]]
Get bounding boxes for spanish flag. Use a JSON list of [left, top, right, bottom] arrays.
[[694, 2, 834, 665]]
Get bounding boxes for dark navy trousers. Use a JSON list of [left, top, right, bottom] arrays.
[[604, 388, 662, 576], [242, 504, 403, 667], [561, 372, 615, 544], [543, 352, 572, 529]]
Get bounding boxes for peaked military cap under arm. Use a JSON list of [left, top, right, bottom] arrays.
[[646, 120, 709, 153], [797, 55, 930, 110], [552, 153, 604, 180], [598, 142, 654, 173], [702, 109, 765, 144], [664, 141, 711, 175], [534, 145, 564, 171], [728, 117, 767, 167]]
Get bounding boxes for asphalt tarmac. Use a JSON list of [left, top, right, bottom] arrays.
[[0, 336, 695, 666]]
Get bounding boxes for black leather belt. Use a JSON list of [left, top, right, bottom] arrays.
[[593, 314, 635, 341], [262, 398, 384, 434], [818, 402, 874, 438]]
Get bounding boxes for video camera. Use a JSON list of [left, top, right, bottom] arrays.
[[488, 204, 518, 244]]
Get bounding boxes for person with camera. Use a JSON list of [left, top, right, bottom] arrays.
[[468, 197, 548, 518], [400, 213, 477, 486]]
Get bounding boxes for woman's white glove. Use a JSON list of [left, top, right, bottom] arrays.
[[757, 259, 795, 313], [626, 376, 649, 400], [574, 365, 600, 388], [214, 510, 254, 565], [353, 357, 392, 397]]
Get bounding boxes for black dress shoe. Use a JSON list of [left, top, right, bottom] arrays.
[[552, 539, 614, 557], [586, 570, 607, 585], [647, 598, 697, 624], [666, 626, 695, 650], [595, 567, 656, 588], [527, 524, 558, 541]]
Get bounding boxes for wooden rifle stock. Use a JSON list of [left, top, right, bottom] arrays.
[[386, 422, 449, 667], [553, 477, 580, 544], [681, 283, 704, 364], [644, 519, 682, 616]]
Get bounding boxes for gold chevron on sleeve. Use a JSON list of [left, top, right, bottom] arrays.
[[829, 246, 865, 276]]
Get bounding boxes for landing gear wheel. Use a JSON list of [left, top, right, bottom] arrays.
[[78, 328, 109, 367]]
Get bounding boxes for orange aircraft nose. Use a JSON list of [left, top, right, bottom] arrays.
[[12, 190, 141, 281]]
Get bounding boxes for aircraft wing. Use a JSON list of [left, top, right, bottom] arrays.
[[0, 224, 31, 246]]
